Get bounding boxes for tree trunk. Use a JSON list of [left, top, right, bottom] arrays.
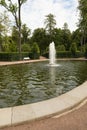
[[18, 0, 21, 60]]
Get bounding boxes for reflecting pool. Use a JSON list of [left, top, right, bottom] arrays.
[[0, 60, 87, 108]]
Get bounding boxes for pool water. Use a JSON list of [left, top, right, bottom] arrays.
[[0, 60, 87, 108]]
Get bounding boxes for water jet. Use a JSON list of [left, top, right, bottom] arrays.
[[49, 42, 59, 67]]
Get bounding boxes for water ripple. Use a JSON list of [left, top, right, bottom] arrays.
[[0, 61, 87, 108]]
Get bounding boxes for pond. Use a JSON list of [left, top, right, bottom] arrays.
[[0, 60, 87, 108]]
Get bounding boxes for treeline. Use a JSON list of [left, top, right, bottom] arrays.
[[0, 21, 86, 60], [0, 0, 87, 60]]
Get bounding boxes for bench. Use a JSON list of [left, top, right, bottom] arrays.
[[23, 57, 30, 60]]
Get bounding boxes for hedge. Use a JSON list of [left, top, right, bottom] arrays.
[[57, 51, 84, 58], [0, 51, 84, 61], [0, 52, 26, 61], [43, 51, 84, 58], [0, 52, 40, 61]]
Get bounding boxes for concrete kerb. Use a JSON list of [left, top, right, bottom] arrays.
[[0, 81, 87, 128]]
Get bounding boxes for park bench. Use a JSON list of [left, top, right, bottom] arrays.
[[23, 57, 30, 60]]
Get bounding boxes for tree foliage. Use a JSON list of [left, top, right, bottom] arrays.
[[0, 11, 11, 36], [44, 13, 56, 42], [0, 0, 27, 27], [0, 0, 27, 60], [0, 8, 85, 59], [78, 0, 87, 45], [21, 43, 30, 52], [61, 23, 71, 50], [70, 42, 77, 56], [21, 24, 31, 44], [32, 28, 49, 54]]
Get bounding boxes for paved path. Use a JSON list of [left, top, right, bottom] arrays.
[[0, 101, 87, 130]]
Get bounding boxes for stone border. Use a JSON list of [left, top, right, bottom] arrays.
[[0, 58, 87, 66], [0, 81, 87, 128], [0, 59, 48, 66]]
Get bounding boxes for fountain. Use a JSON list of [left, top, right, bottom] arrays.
[[49, 42, 58, 66], [0, 60, 87, 108]]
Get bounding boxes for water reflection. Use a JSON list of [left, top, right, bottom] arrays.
[[49, 66, 56, 86]]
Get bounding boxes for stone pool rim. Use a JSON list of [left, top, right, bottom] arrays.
[[0, 58, 87, 128]]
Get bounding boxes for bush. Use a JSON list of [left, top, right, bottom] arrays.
[[43, 51, 84, 58], [0, 52, 11, 61], [79, 45, 85, 52], [57, 51, 84, 58], [85, 44, 87, 58], [57, 51, 72, 58], [31, 42, 40, 59], [2, 41, 17, 52], [0, 52, 29, 61], [56, 45, 65, 51], [21, 43, 30, 52], [70, 42, 77, 57]]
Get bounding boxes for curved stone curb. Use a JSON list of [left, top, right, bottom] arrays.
[[0, 59, 48, 66], [0, 81, 87, 128]]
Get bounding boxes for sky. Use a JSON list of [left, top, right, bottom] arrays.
[[0, 0, 79, 32]]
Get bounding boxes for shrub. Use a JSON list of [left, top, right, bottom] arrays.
[[31, 42, 40, 59], [57, 51, 71, 58], [2, 41, 17, 52], [43, 51, 84, 58], [85, 44, 87, 58], [21, 43, 30, 52], [70, 42, 77, 57], [56, 45, 65, 51], [0, 52, 29, 61]]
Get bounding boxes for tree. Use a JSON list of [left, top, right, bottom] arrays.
[[0, 11, 11, 51], [71, 29, 82, 51], [21, 43, 30, 52], [44, 13, 56, 42], [85, 43, 87, 58], [31, 28, 48, 54], [0, 11, 11, 36], [56, 45, 65, 52], [0, 0, 27, 60], [61, 23, 71, 50], [63, 23, 68, 30], [78, 0, 87, 47], [70, 42, 77, 57], [11, 26, 19, 44], [51, 28, 63, 46], [21, 24, 31, 44], [2, 37, 17, 52], [31, 42, 40, 59]]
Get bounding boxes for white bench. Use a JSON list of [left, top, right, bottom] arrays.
[[23, 57, 30, 60]]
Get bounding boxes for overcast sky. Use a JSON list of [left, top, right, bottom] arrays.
[[0, 0, 79, 32]]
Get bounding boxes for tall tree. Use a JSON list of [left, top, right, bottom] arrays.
[[78, 0, 87, 47], [21, 24, 31, 44], [61, 23, 71, 50], [0, 11, 11, 36], [0, 11, 11, 51], [0, 0, 27, 60], [31, 28, 48, 54], [44, 13, 56, 42], [11, 26, 19, 49], [52, 28, 63, 46], [71, 29, 82, 51]]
